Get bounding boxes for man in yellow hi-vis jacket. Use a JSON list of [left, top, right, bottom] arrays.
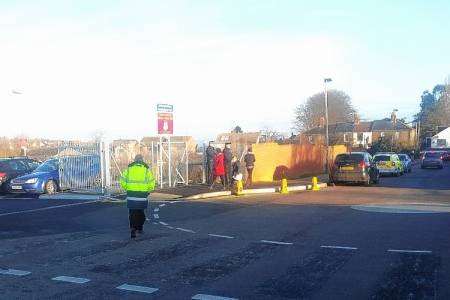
[[120, 154, 156, 239]]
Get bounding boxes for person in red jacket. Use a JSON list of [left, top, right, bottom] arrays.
[[210, 148, 226, 190]]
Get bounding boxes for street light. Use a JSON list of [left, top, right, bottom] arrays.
[[324, 78, 332, 181]]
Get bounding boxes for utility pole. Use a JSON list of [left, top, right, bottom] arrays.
[[324, 78, 332, 180]]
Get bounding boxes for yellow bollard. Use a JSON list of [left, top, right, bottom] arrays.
[[233, 179, 243, 196], [280, 178, 288, 194], [312, 176, 320, 191]]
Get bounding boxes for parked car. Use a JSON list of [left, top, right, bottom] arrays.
[[9, 155, 102, 195], [398, 154, 412, 173], [9, 158, 59, 194], [373, 153, 404, 176], [331, 152, 379, 185], [0, 157, 40, 193], [421, 151, 444, 169]]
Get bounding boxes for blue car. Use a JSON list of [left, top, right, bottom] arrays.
[[9, 159, 59, 194]]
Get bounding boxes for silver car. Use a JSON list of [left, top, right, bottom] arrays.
[[421, 152, 444, 169]]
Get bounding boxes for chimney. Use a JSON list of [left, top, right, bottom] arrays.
[[391, 109, 397, 124], [354, 113, 360, 125], [319, 117, 325, 128]]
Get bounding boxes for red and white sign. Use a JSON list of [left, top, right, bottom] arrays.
[[157, 104, 173, 135]]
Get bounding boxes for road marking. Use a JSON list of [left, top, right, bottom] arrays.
[[0, 200, 101, 217], [176, 227, 196, 233], [260, 240, 293, 245], [116, 284, 159, 294], [159, 204, 166, 207], [208, 234, 235, 239], [153, 222, 158, 225], [321, 245, 358, 250], [153, 207, 160, 212], [167, 226, 174, 229], [192, 294, 238, 300], [388, 249, 432, 254], [159, 221, 169, 226], [0, 269, 31, 276], [52, 276, 90, 284], [153, 214, 159, 219]]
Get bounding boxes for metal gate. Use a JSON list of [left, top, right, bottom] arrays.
[[150, 138, 189, 188], [57, 141, 108, 194]]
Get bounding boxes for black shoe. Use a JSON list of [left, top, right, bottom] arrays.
[[131, 229, 136, 239]]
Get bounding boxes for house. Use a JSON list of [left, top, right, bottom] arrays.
[[430, 127, 450, 148], [141, 136, 197, 153], [301, 114, 417, 150]]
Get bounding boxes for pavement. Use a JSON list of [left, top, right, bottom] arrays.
[[1, 164, 449, 299]]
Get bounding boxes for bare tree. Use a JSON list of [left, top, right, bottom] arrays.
[[294, 89, 356, 132], [260, 126, 283, 143]]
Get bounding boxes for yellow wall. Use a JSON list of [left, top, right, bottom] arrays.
[[251, 143, 347, 182]]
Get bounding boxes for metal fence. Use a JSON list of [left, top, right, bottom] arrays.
[[57, 141, 106, 194]]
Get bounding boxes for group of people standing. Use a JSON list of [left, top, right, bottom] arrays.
[[206, 142, 255, 190]]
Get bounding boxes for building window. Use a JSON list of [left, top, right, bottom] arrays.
[[395, 132, 399, 140], [343, 133, 352, 143], [308, 135, 313, 143], [357, 133, 363, 142], [380, 132, 385, 137]]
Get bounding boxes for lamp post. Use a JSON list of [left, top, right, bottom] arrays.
[[324, 78, 332, 180]]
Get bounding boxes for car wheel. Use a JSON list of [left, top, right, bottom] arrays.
[[45, 180, 58, 195]]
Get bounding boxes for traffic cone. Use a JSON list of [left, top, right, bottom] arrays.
[[280, 178, 288, 194], [312, 176, 320, 191], [233, 179, 243, 196]]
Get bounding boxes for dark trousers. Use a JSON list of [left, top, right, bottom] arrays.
[[245, 167, 254, 188], [224, 163, 232, 186], [129, 209, 146, 231], [207, 161, 214, 185]]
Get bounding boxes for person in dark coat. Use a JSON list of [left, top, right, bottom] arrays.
[[231, 156, 242, 183], [244, 147, 256, 188], [223, 143, 233, 187], [210, 148, 225, 190], [205, 142, 216, 185]]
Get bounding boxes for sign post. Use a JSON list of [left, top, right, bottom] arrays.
[[157, 104, 174, 187]]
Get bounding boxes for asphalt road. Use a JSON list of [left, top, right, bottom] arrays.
[[1, 163, 449, 299]]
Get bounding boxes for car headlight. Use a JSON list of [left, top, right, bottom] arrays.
[[25, 178, 38, 184]]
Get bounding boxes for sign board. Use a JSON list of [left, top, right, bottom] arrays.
[[157, 104, 173, 135]]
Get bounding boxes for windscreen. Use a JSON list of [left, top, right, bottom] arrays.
[[335, 154, 364, 163], [425, 152, 441, 158], [35, 160, 59, 172], [373, 155, 391, 162]]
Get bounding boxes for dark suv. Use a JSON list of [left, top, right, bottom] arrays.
[[0, 157, 40, 193], [331, 152, 379, 185]]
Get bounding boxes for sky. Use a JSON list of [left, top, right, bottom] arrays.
[[1, 0, 450, 142]]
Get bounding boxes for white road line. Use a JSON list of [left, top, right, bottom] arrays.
[[0, 269, 31, 276], [52, 276, 90, 284], [159, 204, 166, 207], [159, 221, 169, 226], [388, 249, 432, 254], [116, 284, 159, 294], [153, 222, 158, 225], [208, 234, 235, 239], [260, 240, 293, 245], [153, 208, 160, 212], [321, 245, 358, 250], [0, 200, 101, 217], [176, 227, 196, 233], [192, 294, 238, 300], [167, 226, 174, 229], [153, 214, 159, 219]]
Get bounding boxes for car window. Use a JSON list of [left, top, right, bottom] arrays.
[[35, 160, 59, 172], [335, 153, 364, 163], [425, 152, 441, 158], [26, 160, 40, 170], [7, 160, 28, 172], [373, 155, 390, 162]]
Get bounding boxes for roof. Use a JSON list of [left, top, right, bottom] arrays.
[[432, 127, 450, 139], [141, 136, 195, 145], [371, 119, 411, 131], [354, 121, 372, 132], [303, 123, 354, 135], [215, 132, 261, 144], [303, 119, 412, 135]]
